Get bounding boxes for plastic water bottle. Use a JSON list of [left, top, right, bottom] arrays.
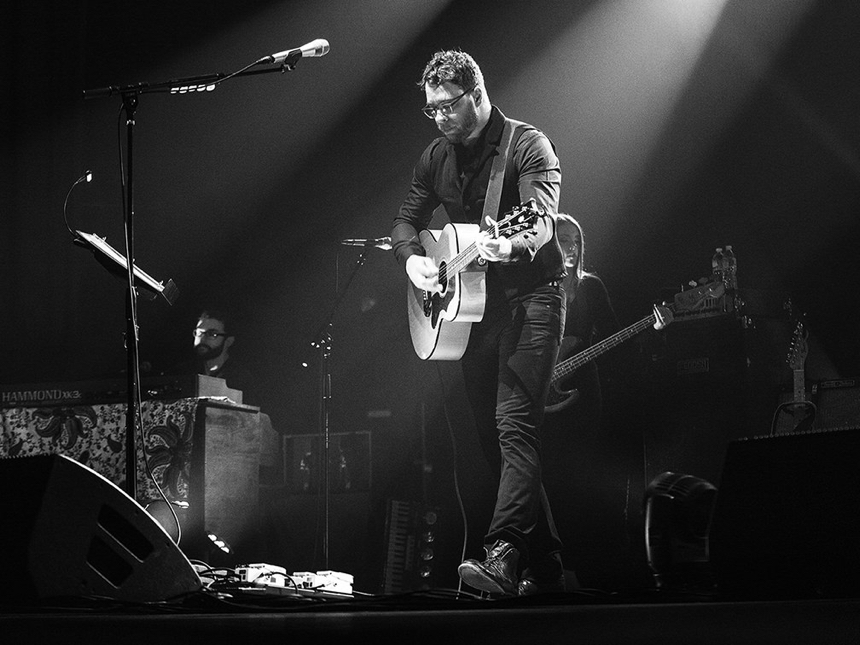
[[711, 247, 725, 284], [723, 245, 737, 291]]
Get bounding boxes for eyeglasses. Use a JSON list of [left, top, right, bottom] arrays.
[[193, 329, 228, 339], [422, 87, 473, 119]]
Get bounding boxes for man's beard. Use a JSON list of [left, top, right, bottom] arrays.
[[440, 107, 478, 144], [195, 343, 224, 361]]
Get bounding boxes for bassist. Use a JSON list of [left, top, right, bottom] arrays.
[[554, 214, 621, 428]]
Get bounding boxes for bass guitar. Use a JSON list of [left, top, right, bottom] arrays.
[[545, 280, 725, 414], [408, 203, 540, 360]]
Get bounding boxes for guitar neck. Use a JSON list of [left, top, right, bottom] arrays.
[[442, 241, 481, 279], [440, 217, 527, 279], [793, 368, 806, 403], [553, 312, 657, 381]]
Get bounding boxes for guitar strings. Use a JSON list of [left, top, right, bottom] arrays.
[[552, 313, 659, 379], [436, 217, 512, 280]]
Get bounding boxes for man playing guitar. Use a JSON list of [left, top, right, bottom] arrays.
[[392, 50, 568, 597]]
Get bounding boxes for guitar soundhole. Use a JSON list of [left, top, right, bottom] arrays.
[[422, 262, 449, 320], [438, 261, 448, 293]]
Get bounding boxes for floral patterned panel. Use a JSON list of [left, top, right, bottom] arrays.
[[0, 398, 200, 505]]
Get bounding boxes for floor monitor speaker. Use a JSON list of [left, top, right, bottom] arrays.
[[0, 454, 201, 604], [710, 429, 860, 600]]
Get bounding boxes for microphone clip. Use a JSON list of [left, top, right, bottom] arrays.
[[254, 49, 302, 70], [340, 237, 392, 251], [280, 50, 302, 72]]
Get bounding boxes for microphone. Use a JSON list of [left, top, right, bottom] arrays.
[[258, 39, 330, 66], [341, 237, 392, 250]]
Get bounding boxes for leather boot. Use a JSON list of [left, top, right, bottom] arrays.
[[517, 574, 566, 596], [457, 540, 520, 595], [517, 552, 567, 596]]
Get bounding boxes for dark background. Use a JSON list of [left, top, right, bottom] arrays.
[[3, 0, 859, 592]]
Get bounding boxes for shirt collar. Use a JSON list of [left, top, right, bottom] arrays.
[[483, 105, 507, 148], [452, 105, 506, 157]]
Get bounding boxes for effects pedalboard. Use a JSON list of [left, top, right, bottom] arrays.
[[233, 563, 354, 599]]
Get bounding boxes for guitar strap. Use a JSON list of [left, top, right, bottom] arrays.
[[481, 118, 523, 231]]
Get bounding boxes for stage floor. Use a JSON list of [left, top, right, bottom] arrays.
[[2, 589, 859, 645]]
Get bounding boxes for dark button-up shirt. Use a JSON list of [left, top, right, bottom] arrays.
[[393, 106, 565, 302]]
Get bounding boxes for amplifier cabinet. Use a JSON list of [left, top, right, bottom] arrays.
[[282, 432, 371, 494], [814, 378, 860, 431]]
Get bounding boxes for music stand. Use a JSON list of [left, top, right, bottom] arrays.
[[74, 230, 178, 305]]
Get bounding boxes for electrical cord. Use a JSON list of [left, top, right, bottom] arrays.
[[435, 362, 471, 597]]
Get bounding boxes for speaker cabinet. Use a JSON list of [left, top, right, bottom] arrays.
[[815, 378, 860, 431], [0, 455, 201, 604], [640, 315, 749, 487], [709, 429, 860, 600]]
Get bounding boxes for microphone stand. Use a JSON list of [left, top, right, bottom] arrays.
[[83, 56, 309, 501], [122, 91, 140, 501], [310, 249, 371, 570]]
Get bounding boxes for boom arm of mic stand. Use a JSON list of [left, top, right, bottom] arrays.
[[83, 64, 302, 99]]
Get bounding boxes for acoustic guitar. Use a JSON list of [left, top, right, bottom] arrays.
[[407, 202, 540, 360]]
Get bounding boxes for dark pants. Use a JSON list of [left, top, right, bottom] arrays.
[[461, 282, 564, 569]]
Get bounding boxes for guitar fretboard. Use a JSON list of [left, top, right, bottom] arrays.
[[438, 211, 533, 282], [552, 313, 657, 382], [439, 241, 481, 282], [793, 369, 806, 403]]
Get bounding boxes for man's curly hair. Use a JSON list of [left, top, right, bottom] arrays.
[[417, 50, 484, 91]]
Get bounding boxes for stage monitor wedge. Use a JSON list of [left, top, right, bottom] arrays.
[[710, 429, 860, 600], [0, 454, 201, 604]]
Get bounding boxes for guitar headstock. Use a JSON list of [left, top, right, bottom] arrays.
[[787, 320, 808, 370], [672, 280, 726, 313], [494, 201, 542, 239]]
